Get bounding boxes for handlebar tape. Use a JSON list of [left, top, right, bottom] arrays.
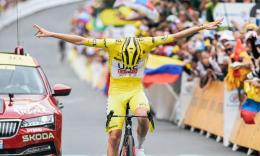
[[147, 112, 155, 130], [106, 110, 114, 128]]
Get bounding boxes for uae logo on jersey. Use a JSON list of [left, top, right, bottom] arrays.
[[117, 63, 138, 75]]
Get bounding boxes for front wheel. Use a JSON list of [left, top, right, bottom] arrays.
[[122, 135, 136, 156]]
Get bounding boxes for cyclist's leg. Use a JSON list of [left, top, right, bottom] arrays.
[[107, 130, 122, 156], [136, 108, 149, 149], [129, 90, 150, 149], [107, 95, 127, 156]]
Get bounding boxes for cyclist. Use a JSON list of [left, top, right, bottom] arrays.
[[33, 18, 222, 156]]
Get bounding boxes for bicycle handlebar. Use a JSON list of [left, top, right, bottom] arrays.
[[147, 112, 155, 130], [106, 110, 114, 128], [105, 111, 155, 130]]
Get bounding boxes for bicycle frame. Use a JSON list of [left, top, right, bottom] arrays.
[[120, 102, 134, 156], [106, 102, 154, 156]]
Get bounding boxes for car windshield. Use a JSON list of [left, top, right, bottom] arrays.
[[0, 65, 45, 94]]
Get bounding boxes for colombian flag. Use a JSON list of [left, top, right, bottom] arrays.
[[144, 55, 183, 87], [241, 81, 260, 124], [241, 99, 260, 124]]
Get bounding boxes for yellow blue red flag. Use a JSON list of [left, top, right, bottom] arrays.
[[144, 55, 183, 87]]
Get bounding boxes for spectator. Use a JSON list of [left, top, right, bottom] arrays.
[[68, 0, 260, 93], [196, 51, 223, 87], [58, 40, 66, 63], [0, 0, 27, 14]]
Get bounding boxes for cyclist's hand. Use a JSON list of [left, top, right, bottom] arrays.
[[203, 18, 223, 30], [33, 24, 53, 38]]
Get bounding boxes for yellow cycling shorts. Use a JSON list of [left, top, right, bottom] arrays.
[[106, 81, 150, 132]]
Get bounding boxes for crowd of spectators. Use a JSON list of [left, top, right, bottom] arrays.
[[0, 0, 27, 14], [69, 0, 260, 92]]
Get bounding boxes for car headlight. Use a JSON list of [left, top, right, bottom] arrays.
[[21, 115, 55, 128]]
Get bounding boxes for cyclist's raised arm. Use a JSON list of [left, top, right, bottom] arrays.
[[33, 24, 114, 49], [145, 18, 223, 48], [83, 38, 115, 49], [172, 18, 223, 40]]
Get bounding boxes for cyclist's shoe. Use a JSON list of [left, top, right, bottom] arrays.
[[136, 148, 146, 156]]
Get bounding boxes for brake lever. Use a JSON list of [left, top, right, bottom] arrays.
[[147, 112, 155, 130], [106, 110, 114, 128]]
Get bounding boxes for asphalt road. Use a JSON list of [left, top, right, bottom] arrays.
[[0, 2, 247, 156]]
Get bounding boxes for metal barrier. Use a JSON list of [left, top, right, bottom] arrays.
[[183, 81, 224, 137], [182, 81, 260, 154]]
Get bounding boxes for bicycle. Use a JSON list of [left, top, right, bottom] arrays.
[[106, 102, 155, 156]]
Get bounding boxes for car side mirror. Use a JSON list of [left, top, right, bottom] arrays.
[[53, 84, 71, 96]]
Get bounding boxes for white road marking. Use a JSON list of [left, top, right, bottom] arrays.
[[63, 154, 199, 156], [63, 155, 155, 156]]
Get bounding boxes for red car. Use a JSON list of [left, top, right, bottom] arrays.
[[0, 51, 71, 155]]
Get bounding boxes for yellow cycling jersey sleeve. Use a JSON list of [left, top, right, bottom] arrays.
[[83, 35, 174, 52], [83, 38, 116, 49], [141, 35, 175, 49]]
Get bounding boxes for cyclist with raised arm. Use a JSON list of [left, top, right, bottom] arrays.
[[33, 18, 222, 156]]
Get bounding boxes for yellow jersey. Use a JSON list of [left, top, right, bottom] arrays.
[[84, 36, 175, 92]]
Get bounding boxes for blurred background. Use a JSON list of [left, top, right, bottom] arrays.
[[0, 0, 260, 155]]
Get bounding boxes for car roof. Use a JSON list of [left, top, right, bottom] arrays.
[[0, 52, 38, 67]]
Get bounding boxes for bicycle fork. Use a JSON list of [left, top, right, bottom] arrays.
[[120, 115, 136, 156]]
